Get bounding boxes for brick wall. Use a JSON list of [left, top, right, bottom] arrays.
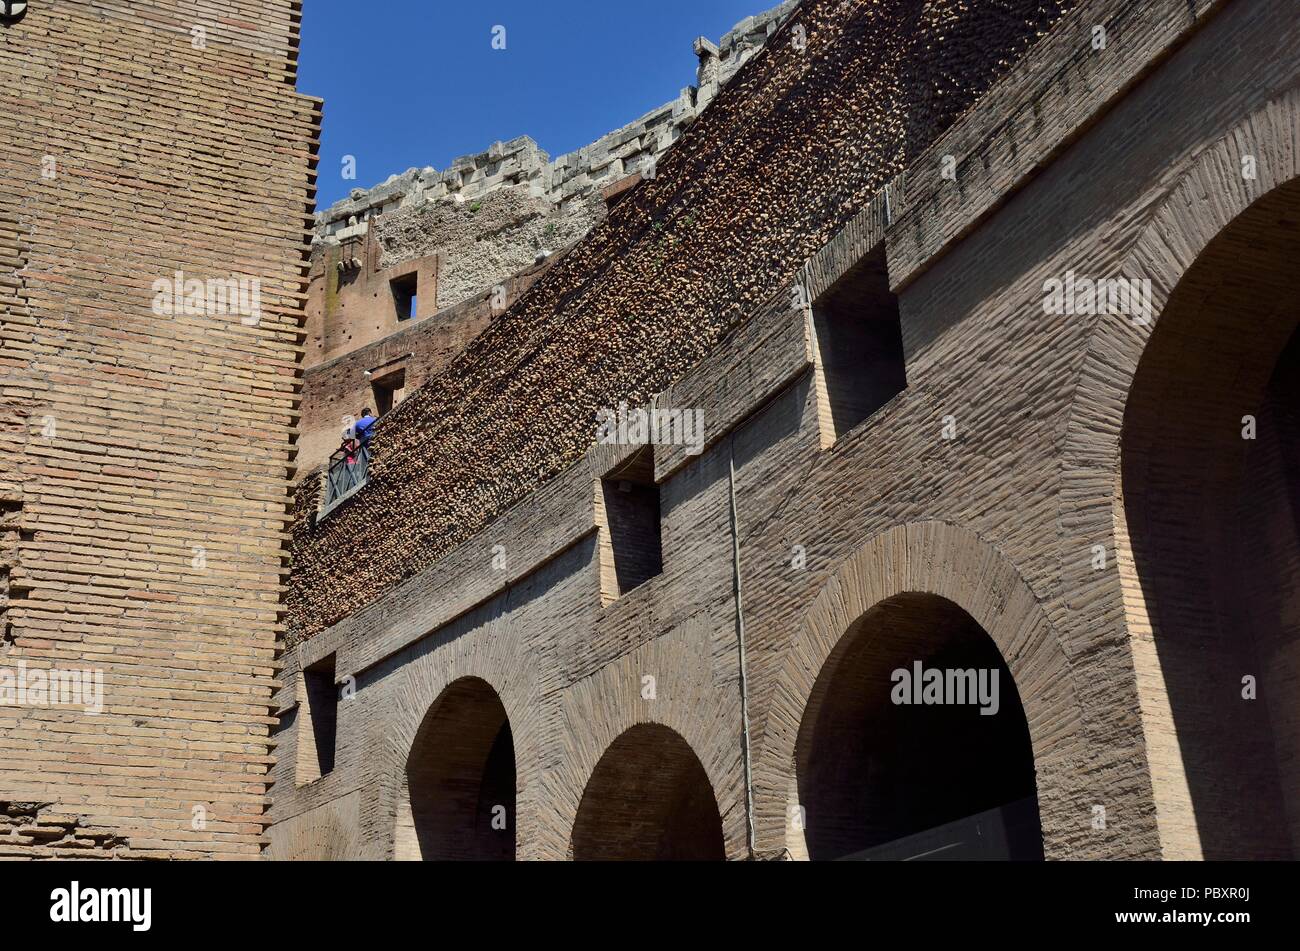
[[303, 229, 440, 365], [0, 0, 318, 858]]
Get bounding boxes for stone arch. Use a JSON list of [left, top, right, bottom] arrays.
[[1063, 90, 1300, 858], [367, 585, 555, 858], [569, 723, 726, 861], [547, 615, 746, 859], [795, 591, 1043, 860], [393, 676, 516, 860], [1116, 177, 1300, 859], [755, 520, 1080, 859]]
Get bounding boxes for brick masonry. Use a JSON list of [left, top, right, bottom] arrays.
[[271, 0, 1300, 861], [0, 1, 318, 857]]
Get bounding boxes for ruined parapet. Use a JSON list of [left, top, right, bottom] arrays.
[[303, 183, 602, 372], [301, 2, 801, 377], [314, 1, 801, 241], [319, 136, 553, 242], [374, 185, 604, 311], [698, 0, 801, 99]]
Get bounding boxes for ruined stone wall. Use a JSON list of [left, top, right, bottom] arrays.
[[296, 1, 798, 365], [0, 0, 318, 857], [289, 0, 1076, 645], [375, 187, 603, 314], [315, 1, 802, 243], [304, 233, 440, 367], [304, 186, 601, 373]]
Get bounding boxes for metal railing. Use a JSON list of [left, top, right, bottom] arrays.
[[324, 442, 371, 509]]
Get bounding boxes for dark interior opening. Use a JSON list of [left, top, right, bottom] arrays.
[[391, 272, 417, 321], [301, 653, 338, 780], [601, 447, 663, 597], [813, 245, 906, 442], [796, 592, 1042, 861]]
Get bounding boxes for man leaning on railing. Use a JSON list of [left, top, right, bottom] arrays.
[[343, 407, 377, 463], [326, 408, 378, 507]]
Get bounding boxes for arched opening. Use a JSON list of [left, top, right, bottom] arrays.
[[395, 677, 515, 860], [570, 723, 725, 861], [1120, 176, 1300, 859], [795, 592, 1042, 860]]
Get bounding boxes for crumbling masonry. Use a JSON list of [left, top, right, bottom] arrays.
[[2, 0, 1297, 863]]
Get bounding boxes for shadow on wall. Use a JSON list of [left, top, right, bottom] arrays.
[[395, 677, 516, 861], [1121, 176, 1300, 860], [570, 723, 726, 861]]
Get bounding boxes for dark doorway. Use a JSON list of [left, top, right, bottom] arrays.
[[796, 592, 1042, 861], [1121, 177, 1300, 859], [397, 677, 515, 860]]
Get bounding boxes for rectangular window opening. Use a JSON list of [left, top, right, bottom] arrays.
[[598, 447, 663, 604], [371, 367, 407, 417], [296, 653, 338, 785], [811, 244, 906, 447], [391, 273, 418, 321]]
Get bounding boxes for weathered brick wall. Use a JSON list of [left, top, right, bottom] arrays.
[[303, 231, 440, 366], [332, 183, 603, 322], [0, 202, 32, 649], [304, 2, 805, 356], [0, 1, 318, 857], [289, 0, 1078, 645]]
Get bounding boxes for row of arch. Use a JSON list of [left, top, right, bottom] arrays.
[[395, 679, 728, 861], [393, 140, 1300, 861], [395, 587, 1046, 862]]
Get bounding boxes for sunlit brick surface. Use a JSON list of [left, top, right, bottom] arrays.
[[288, 0, 1077, 643], [0, 1, 318, 857]]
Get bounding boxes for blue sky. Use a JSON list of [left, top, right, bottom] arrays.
[[300, 0, 770, 210]]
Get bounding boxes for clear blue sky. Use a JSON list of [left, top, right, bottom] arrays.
[[300, 0, 771, 210]]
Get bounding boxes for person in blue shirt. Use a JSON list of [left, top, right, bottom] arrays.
[[341, 408, 378, 466], [353, 408, 378, 444]]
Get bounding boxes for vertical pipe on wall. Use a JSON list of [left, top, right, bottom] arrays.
[[728, 437, 757, 859]]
